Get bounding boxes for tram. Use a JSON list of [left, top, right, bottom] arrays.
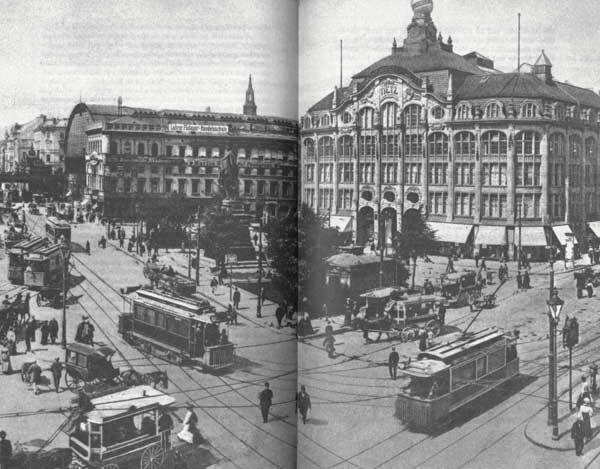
[[46, 216, 72, 243], [7, 236, 48, 284], [23, 244, 64, 289], [395, 327, 519, 432], [119, 289, 235, 370]]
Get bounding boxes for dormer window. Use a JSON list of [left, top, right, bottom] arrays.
[[485, 102, 502, 119], [431, 106, 444, 120], [554, 104, 565, 121], [455, 104, 471, 120], [322, 114, 330, 127], [521, 103, 537, 118]]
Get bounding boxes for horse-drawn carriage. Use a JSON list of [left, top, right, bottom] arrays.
[[143, 263, 196, 297], [440, 270, 481, 308], [353, 287, 447, 342], [64, 343, 168, 392]]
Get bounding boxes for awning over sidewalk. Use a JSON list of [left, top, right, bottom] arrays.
[[552, 225, 578, 245], [588, 221, 600, 238], [428, 222, 473, 244], [475, 225, 506, 245], [518, 227, 548, 246], [329, 216, 352, 232]]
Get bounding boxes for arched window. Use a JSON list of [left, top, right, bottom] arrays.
[[515, 131, 541, 156], [585, 137, 596, 160], [322, 114, 330, 127], [303, 139, 315, 158], [554, 104, 565, 121], [454, 132, 476, 157], [481, 131, 507, 157], [521, 103, 538, 118], [137, 143, 145, 156], [318, 136, 334, 158], [485, 102, 502, 119], [569, 135, 582, 159], [455, 104, 471, 120], [359, 108, 374, 129], [342, 112, 352, 124], [151, 143, 159, 157], [109, 141, 118, 154], [311, 116, 319, 127], [427, 132, 448, 157], [303, 116, 311, 129], [123, 141, 132, 154], [338, 135, 353, 158], [403, 104, 421, 128], [431, 106, 444, 120], [549, 134, 566, 159], [381, 103, 398, 129]]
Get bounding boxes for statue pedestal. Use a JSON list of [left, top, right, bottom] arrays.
[[221, 199, 256, 262]]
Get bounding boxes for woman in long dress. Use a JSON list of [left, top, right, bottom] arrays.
[[177, 404, 199, 444]]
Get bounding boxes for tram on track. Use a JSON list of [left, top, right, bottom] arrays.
[[23, 243, 64, 289], [395, 327, 519, 432], [7, 236, 48, 284], [46, 216, 72, 243], [119, 289, 235, 370]]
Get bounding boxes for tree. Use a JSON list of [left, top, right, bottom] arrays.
[[198, 208, 248, 267], [265, 204, 343, 310], [393, 210, 437, 289]]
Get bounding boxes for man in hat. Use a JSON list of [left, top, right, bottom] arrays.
[[258, 382, 273, 423], [233, 287, 241, 310], [158, 406, 174, 449], [48, 318, 59, 345], [388, 347, 400, 380], [296, 385, 311, 424], [0, 430, 12, 469], [50, 357, 62, 393]]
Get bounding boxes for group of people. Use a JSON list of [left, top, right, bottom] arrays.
[[571, 374, 597, 456], [516, 270, 531, 290], [575, 269, 596, 299]]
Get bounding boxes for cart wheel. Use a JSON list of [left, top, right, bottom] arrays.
[[140, 443, 165, 469], [426, 320, 442, 337], [102, 463, 120, 469]]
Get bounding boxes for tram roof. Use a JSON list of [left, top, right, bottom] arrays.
[[9, 236, 46, 253], [399, 358, 450, 378], [419, 328, 507, 363], [134, 289, 215, 323], [87, 385, 175, 423], [46, 217, 71, 228], [25, 244, 63, 260]]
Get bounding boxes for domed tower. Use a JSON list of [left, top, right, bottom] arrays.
[[243, 75, 257, 116], [403, 0, 438, 55]]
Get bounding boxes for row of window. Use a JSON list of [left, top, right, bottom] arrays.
[[304, 131, 556, 159], [95, 163, 295, 179], [305, 101, 600, 130]]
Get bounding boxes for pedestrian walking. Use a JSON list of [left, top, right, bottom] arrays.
[[580, 397, 594, 442], [296, 385, 311, 424], [50, 357, 62, 393], [572, 414, 585, 456], [258, 382, 273, 423], [344, 298, 353, 326], [438, 302, 446, 326], [177, 403, 199, 444], [40, 321, 49, 345], [233, 287, 241, 310], [523, 271, 530, 289], [275, 303, 285, 328], [577, 376, 591, 409], [423, 279, 434, 295], [24, 319, 35, 353], [516, 271, 523, 290], [119, 236, 124, 248], [388, 347, 399, 380], [6, 328, 16, 356], [418, 330, 428, 352], [48, 318, 58, 345], [0, 431, 12, 469], [261, 287, 267, 305], [28, 360, 42, 395], [321, 303, 328, 320], [446, 256, 456, 274], [474, 249, 480, 268], [210, 277, 218, 295], [226, 304, 234, 325], [587, 279, 594, 298]]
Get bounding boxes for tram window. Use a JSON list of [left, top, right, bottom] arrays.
[[67, 351, 77, 364], [406, 305, 417, 319], [134, 305, 143, 320], [488, 347, 505, 372], [155, 311, 165, 328], [143, 310, 151, 324], [166, 317, 174, 333], [179, 319, 190, 338], [77, 355, 88, 368], [452, 360, 476, 389], [506, 344, 517, 362], [476, 356, 487, 379]]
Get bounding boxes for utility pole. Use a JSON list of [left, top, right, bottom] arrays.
[[61, 244, 70, 349], [195, 206, 201, 286], [378, 123, 384, 288], [547, 255, 554, 425], [257, 201, 263, 318]]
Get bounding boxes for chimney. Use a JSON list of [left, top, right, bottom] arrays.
[[205, 106, 211, 113], [117, 96, 123, 117]]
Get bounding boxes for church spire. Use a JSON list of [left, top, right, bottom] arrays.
[[243, 74, 257, 116]]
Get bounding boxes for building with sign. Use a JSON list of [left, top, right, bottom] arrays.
[[65, 77, 298, 219], [301, 0, 600, 261]]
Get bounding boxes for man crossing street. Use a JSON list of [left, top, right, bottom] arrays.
[[50, 357, 62, 393], [258, 382, 273, 423], [388, 347, 399, 380], [233, 287, 241, 310]]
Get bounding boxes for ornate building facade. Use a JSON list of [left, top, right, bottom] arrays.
[[64, 77, 298, 220], [300, 0, 600, 259]]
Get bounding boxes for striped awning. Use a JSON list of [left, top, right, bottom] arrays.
[[552, 225, 577, 245], [475, 226, 506, 245], [518, 227, 548, 247]]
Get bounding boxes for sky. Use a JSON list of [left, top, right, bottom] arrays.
[[299, 0, 600, 115], [0, 0, 298, 129]]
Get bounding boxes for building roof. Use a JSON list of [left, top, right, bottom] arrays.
[[456, 73, 600, 107], [534, 50, 552, 67], [308, 87, 351, 113]]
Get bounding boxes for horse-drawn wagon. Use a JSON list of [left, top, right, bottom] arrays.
[[143, 263, 196, 297], [440, 270, 481, 308]]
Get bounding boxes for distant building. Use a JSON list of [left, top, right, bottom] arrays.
[[65, 77, 298, 220], [301, 0, 600, 261], [33, 116, 67, 174]]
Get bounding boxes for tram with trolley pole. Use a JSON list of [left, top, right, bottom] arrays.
[[46, 216, 72, 243], [23, 243, 64, 289], [7, 236, 48, 284], [119, 288, 235, 370], [394, 327, 519, 432]]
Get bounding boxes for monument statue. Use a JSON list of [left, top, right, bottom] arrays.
[[218, 148, 239, 200]]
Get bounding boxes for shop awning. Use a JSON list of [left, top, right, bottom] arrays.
[[427, 222, 473, 244], [588, 221, 600, 238], [552, 225, 577, 245], [329, 216, 352, 232], [519, 227, 548, 246], [475, 226, 506, 245]]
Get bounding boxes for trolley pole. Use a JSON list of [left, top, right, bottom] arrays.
[[257, 203, 263, 318], [195, 206, 201, 286]]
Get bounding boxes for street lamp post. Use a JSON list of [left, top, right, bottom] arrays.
[[256, 200, 264, 318], [547, 289, 564, 440], [60, 238, 71, 349]]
